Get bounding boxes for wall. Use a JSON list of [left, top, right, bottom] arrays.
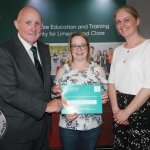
[[126, 0, 150, 39]]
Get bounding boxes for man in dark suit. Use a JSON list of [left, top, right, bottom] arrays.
[[0, 6, 62, 150]]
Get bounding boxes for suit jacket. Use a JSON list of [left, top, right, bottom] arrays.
[[0, 35, 52, 143]]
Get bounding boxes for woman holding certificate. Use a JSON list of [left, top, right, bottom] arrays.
[[54, 32, 108, 150], [108, 6, 150, 149]]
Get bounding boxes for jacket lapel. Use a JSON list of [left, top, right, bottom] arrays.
[[13, 35, 43, 85], [37, 42, 47, 89], [37, 43, 51, 92]]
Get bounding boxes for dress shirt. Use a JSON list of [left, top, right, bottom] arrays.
[[18, 33, 42, 65]]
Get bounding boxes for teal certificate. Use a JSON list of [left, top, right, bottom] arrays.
[[61, 85, 102, 114]]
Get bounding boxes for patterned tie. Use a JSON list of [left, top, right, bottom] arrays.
[[30, 46, 44, 82]]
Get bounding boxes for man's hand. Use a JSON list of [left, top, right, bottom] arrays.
[[45, 99, 62, 113], [51, 84, 62, 97]]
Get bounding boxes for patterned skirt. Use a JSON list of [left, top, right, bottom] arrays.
[[113, 91, 150, 150]]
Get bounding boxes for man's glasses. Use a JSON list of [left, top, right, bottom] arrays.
[[71, 44, 87, 50]]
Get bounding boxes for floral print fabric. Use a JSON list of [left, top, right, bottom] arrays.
[[55, 62, 108, 131]]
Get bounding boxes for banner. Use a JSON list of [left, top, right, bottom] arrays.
[[0, 0, 126, 75], [0, 0, 126, 43]]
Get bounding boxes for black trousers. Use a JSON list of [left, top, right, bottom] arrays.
[[0, 119, 49, 150]]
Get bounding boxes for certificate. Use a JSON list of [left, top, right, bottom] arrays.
[[61, 85, 102, 114]]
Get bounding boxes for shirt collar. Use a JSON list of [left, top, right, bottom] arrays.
[[18, 33, 37, 51]]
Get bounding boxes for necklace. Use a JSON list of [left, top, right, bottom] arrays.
[[122, 38, 146, 63], [123, 49, 129, 63]]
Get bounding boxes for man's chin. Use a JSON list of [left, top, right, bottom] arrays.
[[27, 39, 38, 45]]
